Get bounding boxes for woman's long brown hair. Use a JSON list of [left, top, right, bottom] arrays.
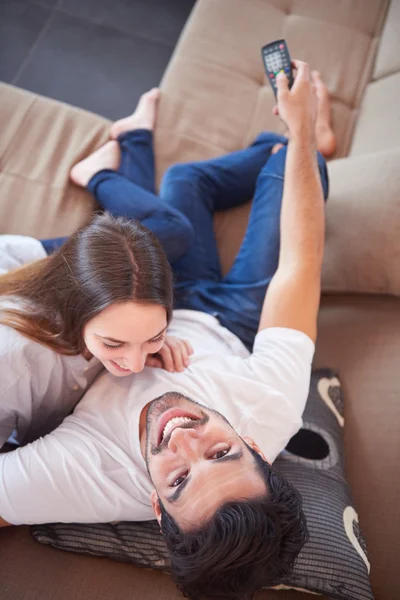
[[0, 213, 173, 355]]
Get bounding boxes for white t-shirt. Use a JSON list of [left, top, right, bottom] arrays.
[[0, 235, 104, 447], [0, 310, 314, 526]]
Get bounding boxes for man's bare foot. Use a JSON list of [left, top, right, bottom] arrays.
[[110, 88, 161, 140], [312, 71, 336, 158], [70, 141, 120, 187]]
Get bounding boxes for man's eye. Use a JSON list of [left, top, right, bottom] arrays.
[[210, 448, 230, 460], [172, 472, 188, 487]]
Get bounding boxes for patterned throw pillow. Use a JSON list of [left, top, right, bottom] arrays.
[[31, 370, 373, 600]]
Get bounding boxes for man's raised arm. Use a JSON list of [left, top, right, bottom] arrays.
[[258, 60, 325, 342]]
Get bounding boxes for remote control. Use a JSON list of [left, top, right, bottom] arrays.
[[261, 39, 294, 97]]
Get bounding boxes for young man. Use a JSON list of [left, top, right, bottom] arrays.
[[0, 62, 334, 600]]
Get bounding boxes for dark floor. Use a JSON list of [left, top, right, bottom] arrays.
[[0, 0, 196, 120]]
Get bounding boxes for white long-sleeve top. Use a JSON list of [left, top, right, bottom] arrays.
[[0, 235, 103, 447]]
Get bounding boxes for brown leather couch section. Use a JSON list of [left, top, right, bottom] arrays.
[[0, 525, 330, 600]]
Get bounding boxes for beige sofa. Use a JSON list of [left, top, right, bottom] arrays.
[[0, 1, 399, 599]]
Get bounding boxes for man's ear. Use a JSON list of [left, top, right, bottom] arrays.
[[150, 489, 162, 526], [242, 436, 269, 463]]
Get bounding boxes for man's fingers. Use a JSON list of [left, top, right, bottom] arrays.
[[276, 71, 289, 94], [291, 59, 310, 81]]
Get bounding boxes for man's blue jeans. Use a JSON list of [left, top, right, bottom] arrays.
[[161, 134, 329, 349], [42, 129, 329, 350]]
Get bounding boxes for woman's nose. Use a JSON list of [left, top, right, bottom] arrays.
[[125, 350, 146, 373]]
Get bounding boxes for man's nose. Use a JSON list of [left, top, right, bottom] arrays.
[[125, 349, 146, 374], [168, 427, 200, 456]]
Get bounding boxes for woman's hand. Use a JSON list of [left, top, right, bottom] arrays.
[[145, 336, 194, 372]]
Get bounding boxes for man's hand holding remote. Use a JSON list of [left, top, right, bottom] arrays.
[[274, 60, 318, 145]]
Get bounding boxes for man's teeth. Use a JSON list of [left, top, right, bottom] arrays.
[[162, 417, 196, 441]]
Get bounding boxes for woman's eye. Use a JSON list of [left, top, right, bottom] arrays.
[[171, 472, 188, 487], [210, 448, 230, 460], [103, 342, 122, 350], [149, 335, 165, 345]]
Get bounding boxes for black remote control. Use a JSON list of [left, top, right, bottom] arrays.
[[261, 39, 294, 98]]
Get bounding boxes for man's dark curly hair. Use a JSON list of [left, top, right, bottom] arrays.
[[160, 446, 308, 600]]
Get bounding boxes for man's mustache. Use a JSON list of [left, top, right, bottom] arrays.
[[150, 415, 209, 455]]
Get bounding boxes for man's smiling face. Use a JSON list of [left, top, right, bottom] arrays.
[[140, 392, 267, 530]]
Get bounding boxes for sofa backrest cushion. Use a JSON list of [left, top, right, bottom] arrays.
[[322, 146, 400, 296], [350, 0, 400, 156], [0, 83, 109, 237]]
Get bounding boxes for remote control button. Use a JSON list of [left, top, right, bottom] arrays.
[[269, 73, 274, 78], [285, 67, 290, 73], [279, 43, 284, 49]]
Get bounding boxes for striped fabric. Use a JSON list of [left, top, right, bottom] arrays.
[[31, 370, 373, 600]]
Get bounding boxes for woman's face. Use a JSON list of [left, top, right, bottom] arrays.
[[83, 301, 168, 377]]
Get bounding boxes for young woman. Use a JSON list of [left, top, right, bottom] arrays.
[[0, 90, 194, 449]]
